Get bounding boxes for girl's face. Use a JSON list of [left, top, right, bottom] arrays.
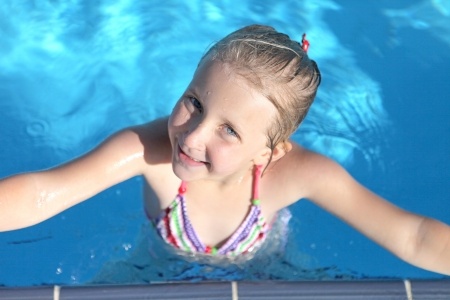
[[168, 60, 277, 183]]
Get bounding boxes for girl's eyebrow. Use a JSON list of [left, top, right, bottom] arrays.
[[185, 85, 198, 96]]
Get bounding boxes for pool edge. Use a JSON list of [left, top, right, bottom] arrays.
[[0, 279, 449, 299]]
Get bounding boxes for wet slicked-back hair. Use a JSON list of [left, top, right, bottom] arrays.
[[201, 24, 321, 149]]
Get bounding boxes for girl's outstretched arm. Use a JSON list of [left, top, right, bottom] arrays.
[[297, 150, 450, 276], [0, 126, 150, 232]]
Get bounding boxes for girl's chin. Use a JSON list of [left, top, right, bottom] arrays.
[[172, 161, 209, 181]]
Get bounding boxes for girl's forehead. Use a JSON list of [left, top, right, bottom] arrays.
[[192, 60, 262, 101], [192, 59, 233, 84]]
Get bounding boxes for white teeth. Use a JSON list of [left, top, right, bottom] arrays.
[[180, 146, 203, 162]]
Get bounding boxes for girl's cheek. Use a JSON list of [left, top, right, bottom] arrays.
[[211, 142, 238, 163]]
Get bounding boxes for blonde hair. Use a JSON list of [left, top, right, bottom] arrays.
[[201, 24, 321, 149]]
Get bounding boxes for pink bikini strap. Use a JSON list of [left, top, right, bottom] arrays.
[[252, 164, 263, 201], [178, 181, 187, 195]]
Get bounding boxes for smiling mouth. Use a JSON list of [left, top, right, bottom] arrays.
[[178, 146, 208, 165], [189, 156, 202, 162]]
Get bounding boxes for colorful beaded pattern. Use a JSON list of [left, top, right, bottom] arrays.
[[154, 166, 268, 256]]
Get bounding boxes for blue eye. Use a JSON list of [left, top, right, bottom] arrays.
[[225, 125, 238, 138], [189, 97, 203, 113]]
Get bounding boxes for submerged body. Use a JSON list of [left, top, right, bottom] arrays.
[[152, 168, 270, 256]]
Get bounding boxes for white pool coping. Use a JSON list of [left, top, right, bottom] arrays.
[[1, 279, 449, 299]]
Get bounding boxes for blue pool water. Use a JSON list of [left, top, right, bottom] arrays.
[[0, 0, 449, 286]]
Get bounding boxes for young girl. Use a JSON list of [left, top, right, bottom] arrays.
[[1, 25, 449, 275]]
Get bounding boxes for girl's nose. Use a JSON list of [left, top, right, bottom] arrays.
[[182, 121, 209, 150]]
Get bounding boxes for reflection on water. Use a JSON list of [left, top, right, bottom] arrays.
[[297, 40, 389, 168], [385, 0, 450, 47]]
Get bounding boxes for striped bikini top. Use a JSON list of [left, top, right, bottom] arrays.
[[153, 165, 269, 256]]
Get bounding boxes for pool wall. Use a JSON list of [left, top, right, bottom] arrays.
[[1, 280, 450, 299]]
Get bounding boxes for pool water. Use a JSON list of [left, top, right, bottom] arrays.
[[0, 0, 449, 286]]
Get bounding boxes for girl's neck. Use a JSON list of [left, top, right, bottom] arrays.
[[185, 167, 255, 194]]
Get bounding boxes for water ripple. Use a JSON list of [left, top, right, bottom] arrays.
[[26, 119, 50, 138]]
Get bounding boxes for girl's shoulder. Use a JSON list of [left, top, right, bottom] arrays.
[[130, 117, 172, 164], [268, 142, 335, 183], [130, 118, 180, 201], [126, 117, 177, 184], [103, 117, 172, 170], [266, 141, 379, 214], [92, 116, 174, 186], [261, 142, 345, 209]]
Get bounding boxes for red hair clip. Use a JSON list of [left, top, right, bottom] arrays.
[[301, 33, 310, 53]]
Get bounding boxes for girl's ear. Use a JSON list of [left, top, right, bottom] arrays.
[[254, 141, 292, 165], [271, 141, 292, 162]]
